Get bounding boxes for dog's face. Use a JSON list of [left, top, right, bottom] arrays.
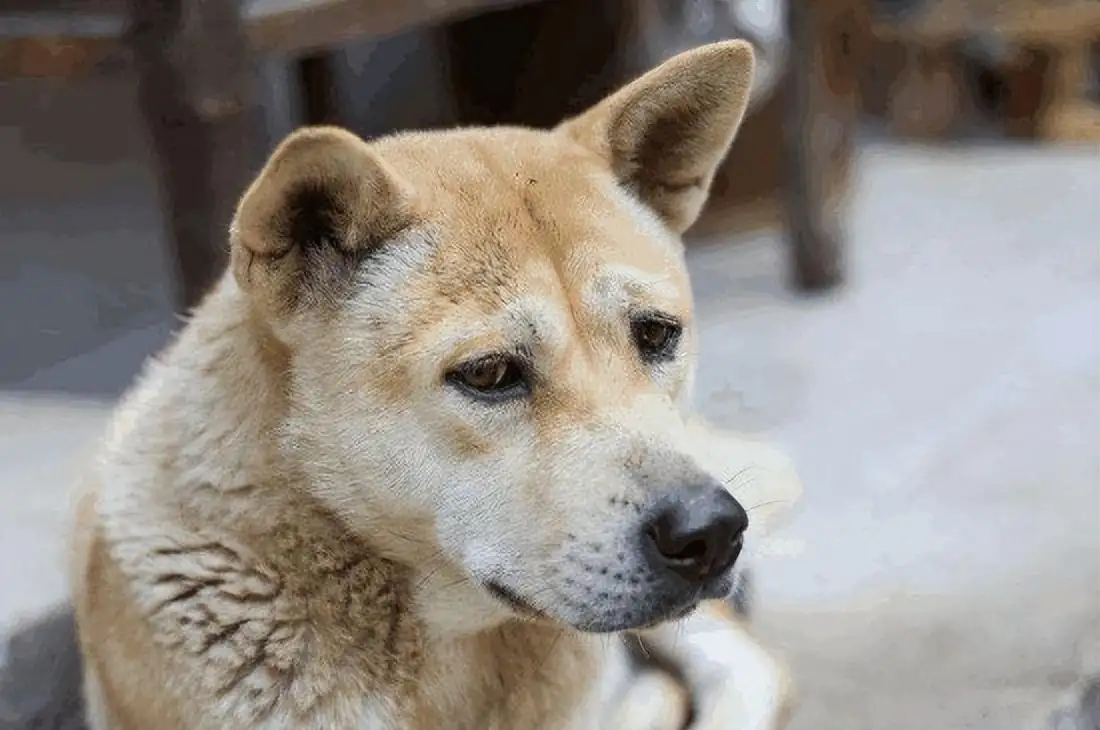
[[230, 42, 756, 633]]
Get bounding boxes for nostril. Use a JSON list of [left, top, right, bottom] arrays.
[[672, 538, 709, 563], [644, 489, 749, 584], [646, 513, 720, 577], [646, 522, 709, 566]]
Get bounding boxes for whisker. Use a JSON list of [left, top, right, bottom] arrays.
[[745, 498, 793, 513], [411, 550, 452, 593], [534, 629, 565, 680], [723, 465, 756, 487]]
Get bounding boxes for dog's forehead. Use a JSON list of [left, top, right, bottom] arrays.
[[378, 129, 691, 313]]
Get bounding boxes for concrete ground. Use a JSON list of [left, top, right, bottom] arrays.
[[1, 74, 1098, 729]]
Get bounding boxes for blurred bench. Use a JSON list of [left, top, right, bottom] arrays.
[[0, 0, 540, 71], [870, 0, 1100, 140], [0, 0, 539, 310], [441, 0, 863, 293], [2, 0, 859, 304]]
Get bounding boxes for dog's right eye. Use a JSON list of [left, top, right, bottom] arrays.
[[446, 355, 529, 402]]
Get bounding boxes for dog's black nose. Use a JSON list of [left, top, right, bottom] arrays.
[[645, 486, 748, 584]]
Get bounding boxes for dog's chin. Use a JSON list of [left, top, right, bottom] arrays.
[[568, 598, 702, 634], [569, 573, 735, 633], [482, 572, 736, 634]]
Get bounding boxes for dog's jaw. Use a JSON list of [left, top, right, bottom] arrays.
[[546, 537, 741, 634], [441, 507, 748, 635], [405, 520, 745, 638], [412, 563, 520, 638]]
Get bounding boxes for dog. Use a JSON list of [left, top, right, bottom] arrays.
[[68, 40, 801, 729]]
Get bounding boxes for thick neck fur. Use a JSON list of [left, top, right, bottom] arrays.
[[93, 275, 604, 728]]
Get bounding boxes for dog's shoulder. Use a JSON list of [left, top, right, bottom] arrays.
[[75, 475, 425, 728], [70, 318, 426, 729]]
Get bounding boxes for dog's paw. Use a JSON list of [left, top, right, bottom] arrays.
[[686, 668, 796, 730], [683, 637, 795, 730], [611, 668, 692, 730], [636, 603, 796, 730]]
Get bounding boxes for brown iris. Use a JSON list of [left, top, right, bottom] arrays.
[[448, 355, 528, 401], [631, 314, 682, 363]]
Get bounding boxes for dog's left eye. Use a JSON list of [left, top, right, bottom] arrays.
[[631, 315, 682, 363], [447, 355, 529, 402]]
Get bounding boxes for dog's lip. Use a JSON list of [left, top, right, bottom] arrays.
[[484, 580, 546, 618], [623, 576, 732, 630], [483, 571, 730, 630], [658, 587, 706, 621], [700, 571, 736, 601], [665, 602, 700, 622]]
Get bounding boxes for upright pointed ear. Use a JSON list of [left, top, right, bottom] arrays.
[[558, 40, 755, 234], [230, 126, 418, 316]]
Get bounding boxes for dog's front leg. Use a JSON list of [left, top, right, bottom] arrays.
[[636, 601, 795, 730], [604, 665, 693, 730]]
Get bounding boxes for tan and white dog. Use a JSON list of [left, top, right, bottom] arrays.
[[68, 40, 802, 730]]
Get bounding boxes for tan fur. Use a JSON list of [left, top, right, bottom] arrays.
[[70, 41, 797, 730]]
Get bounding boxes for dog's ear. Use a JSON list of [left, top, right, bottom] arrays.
[[558, 40, 754, 234], [230, 126, 418, 315]]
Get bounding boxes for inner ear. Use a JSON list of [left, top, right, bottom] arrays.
[[285, 181, 355, 253], [230, 126, 417, 314], [558, 41, 755, 233]]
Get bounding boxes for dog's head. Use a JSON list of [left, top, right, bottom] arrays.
[[230, 42, 757, 633]]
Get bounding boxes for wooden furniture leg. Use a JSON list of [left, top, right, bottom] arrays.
[[782, 2, 860, 293], [442, 0, 625, 128], [126, 0, 267, 312], [297, 51, 343, 126], [1000, 48, 1048, 138]]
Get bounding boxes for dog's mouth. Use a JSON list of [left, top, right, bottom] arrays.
[[483, 570, 734, 632], [625, 599, 702, 632], [482, 565, 736, 632], [484, 581, 546, 619]]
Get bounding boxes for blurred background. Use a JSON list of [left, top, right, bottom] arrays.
[[0, 1, 1097, 728]]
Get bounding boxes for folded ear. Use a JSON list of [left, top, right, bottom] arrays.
[[230, 126, 418, 315], [558, 40, 755, 234]]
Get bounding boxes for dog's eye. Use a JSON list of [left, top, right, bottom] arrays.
[[631, 315, 682, 363], [447, 355, 529, 402]]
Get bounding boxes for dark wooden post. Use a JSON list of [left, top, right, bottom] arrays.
[[782, 1, 862, 293], [125, 0, 267, 312], [297, 51, 343, 125], [442, 0, 626, 128]]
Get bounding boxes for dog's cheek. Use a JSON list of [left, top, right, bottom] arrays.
[[432, 446, 545, 566]]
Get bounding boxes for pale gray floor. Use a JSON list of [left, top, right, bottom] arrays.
[[688, 144, 1100, 730], [1, 74, 1098, 729]]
